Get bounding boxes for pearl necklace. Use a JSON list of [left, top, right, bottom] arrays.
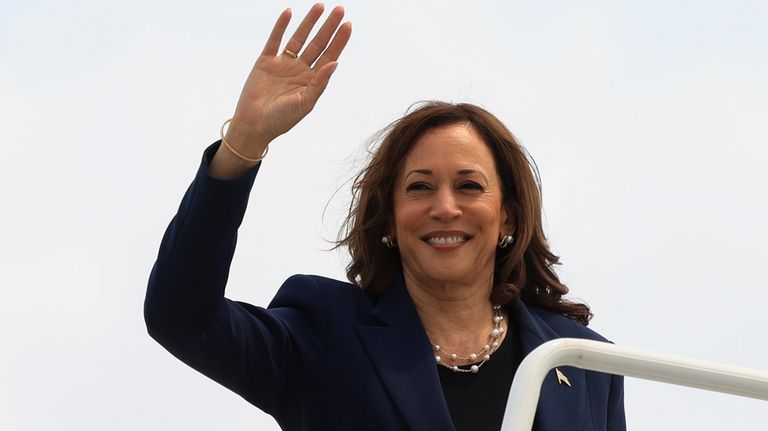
[[431, 304, 505, 374]]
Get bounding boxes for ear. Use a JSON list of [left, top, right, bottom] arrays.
[[500, 201, 516, 236]]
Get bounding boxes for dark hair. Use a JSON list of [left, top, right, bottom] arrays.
[[337, 101, 592, 325]]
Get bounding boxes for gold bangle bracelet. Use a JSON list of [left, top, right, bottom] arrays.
[[219, 118, 269, 163]]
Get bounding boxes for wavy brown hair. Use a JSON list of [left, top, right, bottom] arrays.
[[336, 101, 592, 325]]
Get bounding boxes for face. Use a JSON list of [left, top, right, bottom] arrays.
[[392, 123, 509, 287]]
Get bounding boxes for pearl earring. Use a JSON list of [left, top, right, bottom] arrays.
[[381, 235, 397, 248], [498, 234, 514, 248]]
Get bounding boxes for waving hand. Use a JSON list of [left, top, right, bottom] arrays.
[[212, 4, 351, 177]]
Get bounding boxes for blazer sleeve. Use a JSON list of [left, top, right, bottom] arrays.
[[143, 142, 326, 417], [607, 373, 626, 430], [571, 317, 627, 431]]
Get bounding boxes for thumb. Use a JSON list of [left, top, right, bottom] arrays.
[[305, 61, 339, 104]]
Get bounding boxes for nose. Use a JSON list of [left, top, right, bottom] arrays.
[[429, 188, 462, 221]]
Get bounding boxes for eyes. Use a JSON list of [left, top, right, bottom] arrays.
[[405, 181, 485, 193]]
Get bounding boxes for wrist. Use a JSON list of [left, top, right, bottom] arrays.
[[225, 117, 271, 156], [209, 143, 259, 180], [208, 118, 270, 180]]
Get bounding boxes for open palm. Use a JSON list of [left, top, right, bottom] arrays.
[[232, 4, 351, 146]]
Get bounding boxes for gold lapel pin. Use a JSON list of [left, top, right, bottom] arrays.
[[555, 368, 572, 387]]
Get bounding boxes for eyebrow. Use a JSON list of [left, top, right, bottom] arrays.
[[404, 169, 488, 181]]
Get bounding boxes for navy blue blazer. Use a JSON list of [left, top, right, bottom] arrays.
[[145, 143, 625, 430]]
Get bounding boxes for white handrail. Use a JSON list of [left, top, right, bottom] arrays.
[[501, 338, 768, 430]]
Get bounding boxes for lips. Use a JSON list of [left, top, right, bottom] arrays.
[[426, 236, 468, 245], [421, 231, 472, 245]]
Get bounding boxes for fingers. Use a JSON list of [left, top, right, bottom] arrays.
[[300, 5, 345, 65], [283, 3, 325, 57], [312, 21, 352, 70], [305, 61, 339, 105], [261, 8, 292, 57]]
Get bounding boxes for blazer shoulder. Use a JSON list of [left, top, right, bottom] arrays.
[[272, 274, 367, 304], [268, 274, 371, 323], [525, 303, 611, 343]]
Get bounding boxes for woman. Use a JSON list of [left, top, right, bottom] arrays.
[[144, 4, 625, 430]]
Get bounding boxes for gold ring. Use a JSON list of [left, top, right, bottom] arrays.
[[282, 48, 298, 59]]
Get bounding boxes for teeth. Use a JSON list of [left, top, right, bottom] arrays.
[[427, 236, 467, 245]]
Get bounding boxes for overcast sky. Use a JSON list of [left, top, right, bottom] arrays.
[[2, 0, 767, 429]]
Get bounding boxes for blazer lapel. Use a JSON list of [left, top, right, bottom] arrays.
[[356, 276, 454, 431], [508, 300, 588, 431]]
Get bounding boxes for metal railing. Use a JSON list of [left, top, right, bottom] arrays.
[[501, 338, 768, 430]]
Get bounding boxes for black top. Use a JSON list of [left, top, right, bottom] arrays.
[[437, 314, 523, 431]]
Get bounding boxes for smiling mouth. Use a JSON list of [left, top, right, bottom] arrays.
[[422, 235, 471, 245]]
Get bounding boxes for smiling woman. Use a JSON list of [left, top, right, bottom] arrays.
[[338, 102, 592, 324], [394, 123, 507, 291], [144, 4, 625, 431]]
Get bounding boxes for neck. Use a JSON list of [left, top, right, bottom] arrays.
[[403, 270, 496, 355]]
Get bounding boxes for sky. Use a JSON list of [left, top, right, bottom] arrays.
[[1, 0, 767, 429]]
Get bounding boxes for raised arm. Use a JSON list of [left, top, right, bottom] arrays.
[[144, 4, 351, 416], [210, 3, 351, 179]]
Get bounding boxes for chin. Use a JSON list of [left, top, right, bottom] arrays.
[[419, 265, 479, 285]]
